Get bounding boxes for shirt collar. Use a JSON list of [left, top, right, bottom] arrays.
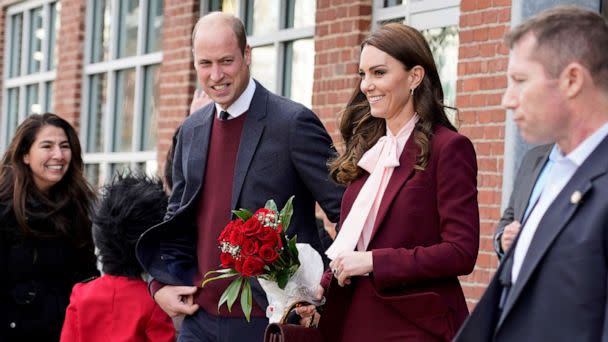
[[552, 121, 608, 167], [215, 77, 256, 119]]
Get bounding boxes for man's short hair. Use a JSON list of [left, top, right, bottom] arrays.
[[505, 5, 608, 90], [192, 12, 247, 55]]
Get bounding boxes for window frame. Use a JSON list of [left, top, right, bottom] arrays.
[[371, 0, 460, 30], [200, 0, 315, 107], [80, 0, 163, 187], [1, 0, 59, 150]]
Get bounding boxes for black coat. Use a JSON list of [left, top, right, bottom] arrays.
[[0, 201, 99, 341]]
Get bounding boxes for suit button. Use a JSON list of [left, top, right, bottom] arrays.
[[9, 322, 16, 328]]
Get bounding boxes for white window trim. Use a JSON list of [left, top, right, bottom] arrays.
[[372, 0, 460, 30], [80, 0, 163, 186], [1, 0, 58, 151]]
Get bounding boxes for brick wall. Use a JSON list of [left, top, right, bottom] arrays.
[[312, 0, 372, 235], [54, 0, 86, 129], [156, 0, 200, 170], [457, 0, 512, 308], [312, 0, 372, 145]]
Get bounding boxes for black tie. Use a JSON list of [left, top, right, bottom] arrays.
[[219, 110, 230, 120]]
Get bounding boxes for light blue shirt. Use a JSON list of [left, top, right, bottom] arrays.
[[522, 148, 555, 222], [512, 122, 608, 283]]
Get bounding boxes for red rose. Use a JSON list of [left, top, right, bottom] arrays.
[[259, 244, 279, 263], [219, 219, 243, 243], [229, 228, 245, 246], [241, 239, 259, 257], [234, 257, 244, 273], [243, 217, 264, 236], [258, 226, 279, 246], [241, 256, 266, 276], [220, 252, 235, 268]]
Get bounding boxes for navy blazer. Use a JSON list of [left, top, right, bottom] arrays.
[[136, 81, 344, 306], [455, 134, 608, 341], [494, 144, 552, 258]]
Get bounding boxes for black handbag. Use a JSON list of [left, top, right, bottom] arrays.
[[263, 302, 323, 342], [264, 323, 323, 342]]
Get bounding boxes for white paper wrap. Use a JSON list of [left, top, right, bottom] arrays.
[[258, 243, 325, 323]]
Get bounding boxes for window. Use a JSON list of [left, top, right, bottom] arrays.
[[202, 0, 315, 108], [372, 0, 460, 114], [82, 0, 163, 188], [1, 0, 60, 149]]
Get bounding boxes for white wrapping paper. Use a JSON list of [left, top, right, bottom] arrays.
[[258, 243, 326, 323]]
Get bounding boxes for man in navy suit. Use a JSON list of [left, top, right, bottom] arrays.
[[493, 144, 552, 259], [137, 12, 343, 342], [455, 6, 608, 341]]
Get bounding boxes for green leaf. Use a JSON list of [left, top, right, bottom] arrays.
[[277, 272, 289, 290], [279, 196, 294, 231], [288, 235, 299, 258], [226, 277, 243, 311], [265, 199, 278, 212], [232, 209, 253, 221], [218, 276, 243, 312], [241, 280, 253, 322], [201, 270, 238, 288]]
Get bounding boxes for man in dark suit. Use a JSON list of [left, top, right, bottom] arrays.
[[493, 144, 552, 259], [455, 6, 608, 341], [136, 12, 343, 342]]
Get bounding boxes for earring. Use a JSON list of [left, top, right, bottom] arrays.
[[410, 88, 415, 96]]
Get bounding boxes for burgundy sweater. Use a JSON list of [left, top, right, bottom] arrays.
[[194, 114, 265, 318]]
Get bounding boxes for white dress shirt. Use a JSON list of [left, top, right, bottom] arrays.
[[512, 122, 608, 283], [214, 77, 256, 119]]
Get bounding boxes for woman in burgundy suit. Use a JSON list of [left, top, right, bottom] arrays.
[[316, 23, 479, 341]]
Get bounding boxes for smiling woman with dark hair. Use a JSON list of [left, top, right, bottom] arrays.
[[61, 173, 175, 342], [315, 23, 479, 341], [0, 113, 99, 341]]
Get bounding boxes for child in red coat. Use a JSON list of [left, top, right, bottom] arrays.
[[61, 174, 175, 342]]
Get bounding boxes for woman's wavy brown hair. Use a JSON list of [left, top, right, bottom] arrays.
[[0, 113, 96, 247], [329, 23, 457, 185]]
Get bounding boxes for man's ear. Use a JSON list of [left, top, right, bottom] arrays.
[[244, 45, 252, 66], [410, 65, 425, 89], [560, 62, 585, 98]]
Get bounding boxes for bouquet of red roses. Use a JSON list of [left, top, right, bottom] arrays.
[[202, 197, 324, 322]]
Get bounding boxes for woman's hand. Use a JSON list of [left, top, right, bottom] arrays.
[[330, 251, 373, 287], [295, 286, 324, 327]]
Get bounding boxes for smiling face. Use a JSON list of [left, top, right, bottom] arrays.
[[359, 45, 421, 133], [502, 33, 569, 145], [193, 21, 251, 109], [23, 125, 72, 193]]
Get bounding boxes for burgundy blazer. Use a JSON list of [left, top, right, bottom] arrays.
[[319, 125, 479, 342]]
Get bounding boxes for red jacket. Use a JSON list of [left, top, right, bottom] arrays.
[[60, 275, 175, 342], [319, 126, 479, 342]]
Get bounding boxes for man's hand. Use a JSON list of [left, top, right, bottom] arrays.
[[330, 251, 373, 287], [190, 88, 212, 114], [153, 285, 200, 317], [501, 221, 522, 253]]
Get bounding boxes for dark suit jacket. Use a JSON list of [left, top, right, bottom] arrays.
[[493, 144, 552, 258], [319, 126, 479, 342], [455, 134, 608, 342], [136, 81, 344, 307]]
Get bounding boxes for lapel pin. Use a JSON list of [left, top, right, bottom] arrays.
[[570, 190, 582, 204]]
